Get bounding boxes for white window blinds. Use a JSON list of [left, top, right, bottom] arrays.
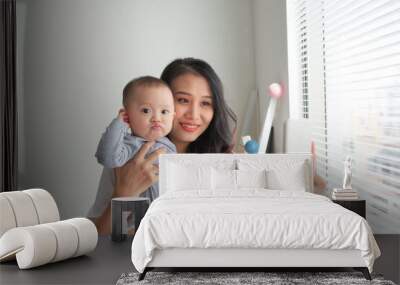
[[287, 0, 400, 234]]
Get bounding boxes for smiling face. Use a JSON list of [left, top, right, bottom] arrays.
[[168, 73, 214, 152], [126, 85, 174, 141]]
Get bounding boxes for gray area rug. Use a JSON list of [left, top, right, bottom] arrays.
[[116, 272, 396, 285]]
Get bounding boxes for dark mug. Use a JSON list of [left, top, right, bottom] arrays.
[[111, 197, 150, 242]]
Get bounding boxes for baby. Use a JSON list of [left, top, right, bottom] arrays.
[[96, 76, 176, 198]]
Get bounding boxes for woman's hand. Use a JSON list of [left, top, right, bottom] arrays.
[[94, 142, 165, 235], [114, 141, 166, 198]]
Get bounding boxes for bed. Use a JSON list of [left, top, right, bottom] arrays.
[[131, 154, 380, 280]]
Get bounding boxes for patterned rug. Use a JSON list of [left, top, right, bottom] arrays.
[[116, 271, 396, 285]]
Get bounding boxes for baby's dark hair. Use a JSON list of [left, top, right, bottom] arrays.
[[122, 76, 169, 107]]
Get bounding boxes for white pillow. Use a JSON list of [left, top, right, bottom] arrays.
[[237, 158, 310, 191], [266, 161, 308, 191], [236, 169, 268, 189], [212, 168, 236, 191], [167, 163, 212, 192]]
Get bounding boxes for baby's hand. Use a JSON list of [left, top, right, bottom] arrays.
[[118, 108, 129, 124]]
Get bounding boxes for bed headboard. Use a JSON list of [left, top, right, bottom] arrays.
[[159, 153, 313, 195]]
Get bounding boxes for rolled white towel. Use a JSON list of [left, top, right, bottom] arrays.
[[0, 218, 98, 269], [0, 196, 17, 237], [0, 191, 39, 227], [23, 189, 60, 224], [0, 226, 57, 268], [0, 189, 60, 239], [64, 218, 98, 257], [42, 221, 79, 262]]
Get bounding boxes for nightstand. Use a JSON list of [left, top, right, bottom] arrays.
[[332, 199, 366, 218]]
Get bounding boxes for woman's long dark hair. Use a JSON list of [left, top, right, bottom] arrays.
[[161, 58, 237, 153]]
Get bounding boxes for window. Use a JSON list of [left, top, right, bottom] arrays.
[[287, 0, 400, 234]]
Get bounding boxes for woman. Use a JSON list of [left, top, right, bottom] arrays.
[[88, 58, 237, 234]]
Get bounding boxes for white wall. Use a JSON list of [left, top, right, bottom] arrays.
[[253, 0, 289, 153], [16, 0, 256, 218]]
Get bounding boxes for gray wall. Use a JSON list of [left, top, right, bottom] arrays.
[[253, 0, 289, 153], [16, 0, 289, 218], [16, 0, 257, 218]]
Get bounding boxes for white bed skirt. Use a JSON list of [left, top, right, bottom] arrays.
[[148, 248, 366, 268]]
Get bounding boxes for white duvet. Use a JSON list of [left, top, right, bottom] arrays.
[[131, 190, 380, 273]]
